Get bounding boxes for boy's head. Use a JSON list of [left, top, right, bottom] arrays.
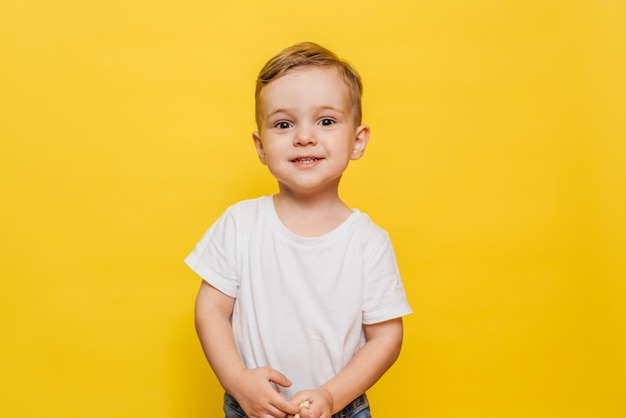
[[255, 42, 363, 129]]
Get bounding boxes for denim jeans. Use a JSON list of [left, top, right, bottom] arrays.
[[223, 392, 371, 418]]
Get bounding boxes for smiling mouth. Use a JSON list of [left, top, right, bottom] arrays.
[[291, 157, 322, 164]]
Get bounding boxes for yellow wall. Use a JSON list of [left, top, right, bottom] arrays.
[[1, 1, 624, 417]]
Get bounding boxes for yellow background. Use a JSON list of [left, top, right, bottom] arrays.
[[1, 1, 624, 417]]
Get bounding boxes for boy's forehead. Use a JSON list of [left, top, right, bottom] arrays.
[[259, 67, 350, 108]]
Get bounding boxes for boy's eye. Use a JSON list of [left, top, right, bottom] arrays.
[[319, 118, 335, 126], [274, 121, 292, 129]]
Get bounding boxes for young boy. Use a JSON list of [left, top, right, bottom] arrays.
[[186, 42, 412, 418]]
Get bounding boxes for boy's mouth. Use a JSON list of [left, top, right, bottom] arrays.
[[290, 157, 322, 164]]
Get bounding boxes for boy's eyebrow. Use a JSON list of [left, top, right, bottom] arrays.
[[266, 108, 291, 117], [314, 105, 344, 113]]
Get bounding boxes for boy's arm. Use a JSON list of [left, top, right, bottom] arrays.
[[194, 281, 300, 417], [290, 318, 404, 417]]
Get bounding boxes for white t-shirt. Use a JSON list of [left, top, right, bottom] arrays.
[[185, 196, 412, 398]]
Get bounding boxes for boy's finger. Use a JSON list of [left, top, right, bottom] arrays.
[[293, 400, 311, 418], [267, 368, 292, 388], [273, 396, 301, 416]]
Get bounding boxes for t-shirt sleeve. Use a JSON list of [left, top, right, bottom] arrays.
[[184, 208, 239, 298], [362, 232, 413, 324]]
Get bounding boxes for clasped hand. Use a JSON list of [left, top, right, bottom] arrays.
[[288, 387, 333, 418], [230, 367, 332, 418]]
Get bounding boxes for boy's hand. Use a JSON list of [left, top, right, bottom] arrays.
[[230, 367, 300, 418], [288, 388, 333, 418]]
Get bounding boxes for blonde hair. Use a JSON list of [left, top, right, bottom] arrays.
[[255, 42, 363, 128]]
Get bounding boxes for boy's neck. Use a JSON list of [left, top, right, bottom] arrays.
[[272, 190, 353, 237]]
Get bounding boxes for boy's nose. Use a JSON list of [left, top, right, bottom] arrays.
[[294, 128, 317, 146]]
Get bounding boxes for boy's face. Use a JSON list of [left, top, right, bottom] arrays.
[[252, 67, 369, 196]]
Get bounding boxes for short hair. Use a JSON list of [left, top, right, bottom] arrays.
[[255, 42, 363, 128]]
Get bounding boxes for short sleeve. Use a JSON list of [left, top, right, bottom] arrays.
[[362, 233, 412, 324], [184, 207, 240, 297]]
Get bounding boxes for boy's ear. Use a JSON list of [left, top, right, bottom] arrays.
[[350, 125, 370, 160], [252, 131, 267, 165]]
